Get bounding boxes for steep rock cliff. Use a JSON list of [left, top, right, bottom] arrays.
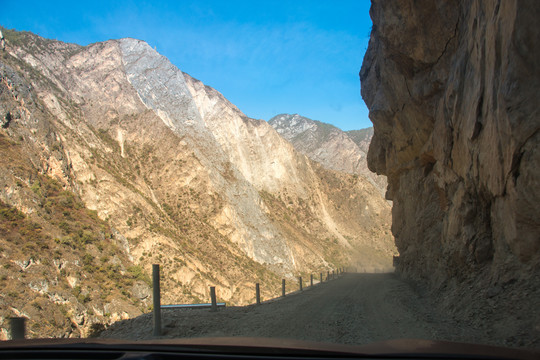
[[361, 0, 539, 345]]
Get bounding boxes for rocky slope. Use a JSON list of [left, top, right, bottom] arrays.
[[361, 0, 539, 345], [269, 114, 386, 195], [0, 28, 395, 338], [346, 127, 374, 154]]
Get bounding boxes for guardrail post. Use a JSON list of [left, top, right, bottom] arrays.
[[282, 279, 286, 297], [210, 286, 217, 312], [310, 274, 313, 287], [327, 270, 330, 281], [152, 264, 161, 336], [299, 276, 303, 291], [255, 283, 261, 305], [9, 317, 25, 340], [332, 270, 335, 279]]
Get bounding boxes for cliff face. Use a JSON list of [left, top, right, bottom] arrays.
[[269, 114, 387, 195], [361, 0, 539, 287]]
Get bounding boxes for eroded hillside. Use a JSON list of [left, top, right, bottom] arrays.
[[269, 114, 387, 195], [0, 28, 395, 338]]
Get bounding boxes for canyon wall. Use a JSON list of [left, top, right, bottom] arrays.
[[0, 28, 395, 337], [361, 0, 539, 289]]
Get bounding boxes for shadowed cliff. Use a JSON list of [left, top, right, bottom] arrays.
[[361, 0, 539, 347]]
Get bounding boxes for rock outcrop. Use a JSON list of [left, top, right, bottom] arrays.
[[361, 0, 539, 346]]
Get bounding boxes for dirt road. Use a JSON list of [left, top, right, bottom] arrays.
[[101, 273, 474, 344]]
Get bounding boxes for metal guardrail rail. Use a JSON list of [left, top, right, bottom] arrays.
[[161, 303, 226, 309], [149, 264, 345, 336]]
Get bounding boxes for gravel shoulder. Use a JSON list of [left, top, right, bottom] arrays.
[[100, 273, 478, 345]]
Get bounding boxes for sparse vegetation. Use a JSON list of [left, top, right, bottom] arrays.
[[0, 27, 394, 340], [127, 265, 151, 286], [0, 171, 147, 338], [87, 322, 106, 338]]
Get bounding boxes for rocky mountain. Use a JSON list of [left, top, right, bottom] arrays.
[[361, 0, 539, 344], [0, 28, 395, 338], [269, 114, 386, 195], [346, 128, 374, 154]]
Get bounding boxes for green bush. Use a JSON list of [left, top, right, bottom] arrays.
[[127, 265, 151, 285]]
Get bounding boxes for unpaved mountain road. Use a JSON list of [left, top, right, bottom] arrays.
[[101, 273, 477, 345]]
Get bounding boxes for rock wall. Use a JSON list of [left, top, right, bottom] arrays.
[[361, 0, 540, 287]]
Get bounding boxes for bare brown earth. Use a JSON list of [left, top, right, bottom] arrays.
[[100, 272, 537, 349]]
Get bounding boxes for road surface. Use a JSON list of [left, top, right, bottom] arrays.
[[101, 273, 472, 344]]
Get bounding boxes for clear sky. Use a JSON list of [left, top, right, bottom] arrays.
[[0, 0, 373, 131]]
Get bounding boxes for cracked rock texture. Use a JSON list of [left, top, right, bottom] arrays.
[[361, 0, 540, 340], [362, 0, 539, 284]]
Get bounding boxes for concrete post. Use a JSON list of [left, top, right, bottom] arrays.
[[282, 279, 286, 297], [299, 276, 303, 291], [255, 283, 261, 305], [9, 317, 25, 340], [310, 274, 313, 287], [210, 286, 217, 312], [152, 264, 161, 336]]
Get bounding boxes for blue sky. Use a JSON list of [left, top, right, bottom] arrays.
[[0, 1, 373, 131]]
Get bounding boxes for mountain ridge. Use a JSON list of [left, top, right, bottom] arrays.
[[269, 113, 386, 195]]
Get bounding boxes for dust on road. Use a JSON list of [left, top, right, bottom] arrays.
[[101, 273, 471, 345]]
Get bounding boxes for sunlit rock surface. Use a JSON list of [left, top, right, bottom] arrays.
[[269, 114, 387, 196], [0, 28, 395, 337]]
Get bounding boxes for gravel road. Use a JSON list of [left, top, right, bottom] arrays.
[[101, 273, 476, 345]]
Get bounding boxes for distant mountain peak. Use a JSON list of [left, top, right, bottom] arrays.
[[269, 113, 387, 195], [269, 113, 317, 137]]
